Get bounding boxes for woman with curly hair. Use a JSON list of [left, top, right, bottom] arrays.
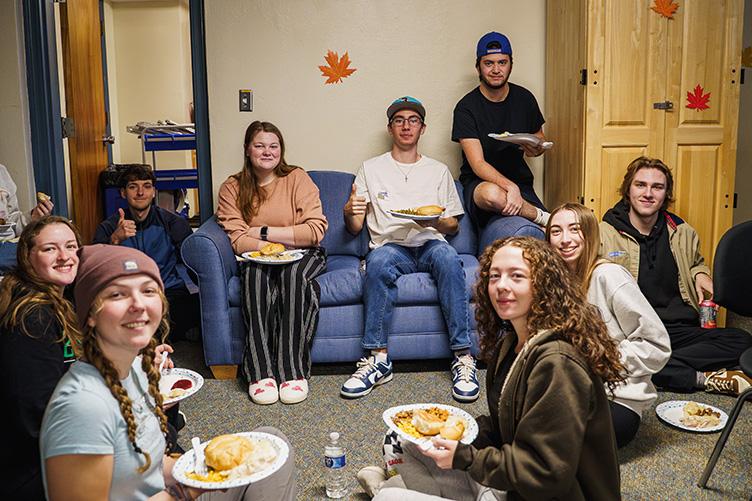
[[217, 120, 327, 405], [0, 216, 81, 499], [373, 237, 624, 501], [41, 245, 297, 500], [547, 203, 670, 447]]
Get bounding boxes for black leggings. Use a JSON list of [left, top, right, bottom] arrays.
[[609, 401, 640, 448]]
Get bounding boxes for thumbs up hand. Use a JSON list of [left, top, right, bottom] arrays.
[[344, 183, 367, 217], [111, 208, 137, 245]]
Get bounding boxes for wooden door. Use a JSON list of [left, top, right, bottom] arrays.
[[59, 0, 108, 243], [583, 0, 669, 216], [663, 0, 744, 265]]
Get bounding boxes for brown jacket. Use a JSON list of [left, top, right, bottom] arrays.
[[216, 168, 327, 254], [453, 330, 621, 500]]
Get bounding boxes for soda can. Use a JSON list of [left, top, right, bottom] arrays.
[[699, 299, 717, 329]]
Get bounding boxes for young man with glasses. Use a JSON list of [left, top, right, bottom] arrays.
[[340, 96, 479, 403], [453, 32, 550, 229]]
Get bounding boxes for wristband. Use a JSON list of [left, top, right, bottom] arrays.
[[260, 226, 269, 241]]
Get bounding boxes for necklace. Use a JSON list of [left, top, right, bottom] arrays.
[[394, 160, 418, 182]]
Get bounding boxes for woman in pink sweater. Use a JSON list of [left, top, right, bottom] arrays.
[[217, 121, 328, 405]]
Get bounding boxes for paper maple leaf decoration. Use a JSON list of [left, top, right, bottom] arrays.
[[651, 0, 679, 18], [686, 84, 711, 111], [318, 50, 356, 85]]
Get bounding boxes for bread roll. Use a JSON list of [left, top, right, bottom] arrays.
[[439, 416, 466, 440], [36, 191, 50, 203], [259, 242, 285, 256], [412, 409, 445, 436], [415, 205, 444, 216], [204, 434, 254, 471]]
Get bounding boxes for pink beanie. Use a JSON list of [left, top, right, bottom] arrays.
[[75, 244, 163, 328]]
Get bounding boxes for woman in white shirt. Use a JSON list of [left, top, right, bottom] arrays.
[[546, 202, 671, 447]]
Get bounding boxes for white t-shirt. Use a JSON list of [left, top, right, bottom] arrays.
[[355, 152, 464, 249], [41, 359, 166, 500]]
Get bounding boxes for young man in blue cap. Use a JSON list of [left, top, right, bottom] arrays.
[[453, 32, 550, 229], [340, 96, 479, 403]]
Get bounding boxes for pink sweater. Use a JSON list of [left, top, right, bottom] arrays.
[[216, 168, 327, 254]]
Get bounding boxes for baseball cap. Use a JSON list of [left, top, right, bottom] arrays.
[[476, 32, 512, 58], [386, 96, 426, 121]]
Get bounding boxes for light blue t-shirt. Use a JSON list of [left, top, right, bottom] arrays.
[[40, 359, 166, 500]]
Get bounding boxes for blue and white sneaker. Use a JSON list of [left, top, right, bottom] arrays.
[[341, 355, 393, 398], [451, 354, 479, 402]]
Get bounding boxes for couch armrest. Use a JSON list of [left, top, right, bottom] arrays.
[[181, 216, 239, 366]]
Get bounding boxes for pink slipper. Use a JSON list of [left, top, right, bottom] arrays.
[[248, 378, 278, 405], [279, 378, 309, 404]]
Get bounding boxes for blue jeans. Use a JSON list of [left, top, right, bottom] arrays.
[[362, 240, 471, 351]]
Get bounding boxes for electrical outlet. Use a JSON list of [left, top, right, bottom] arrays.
[[239, 90, 253, 112]]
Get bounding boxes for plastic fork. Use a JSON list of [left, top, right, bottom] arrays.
[[158, 352, 169, 373], [191, 436, 208, 476]]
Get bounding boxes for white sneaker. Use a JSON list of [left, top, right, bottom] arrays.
[[248, 378, 278, 404], [357, 465, 387, 498], [280, 378, 309, 404]]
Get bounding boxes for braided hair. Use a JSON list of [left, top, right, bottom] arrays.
[[82, 293, 171, 473]]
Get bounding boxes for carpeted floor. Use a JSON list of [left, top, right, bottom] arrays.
[[170, 338, 751, 500]]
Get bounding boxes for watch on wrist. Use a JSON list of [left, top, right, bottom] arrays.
[[260, 226, 269, 241]]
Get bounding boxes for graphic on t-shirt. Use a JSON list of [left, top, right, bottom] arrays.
[[63, 339, 75, 363], [377, 191, 389, 201]]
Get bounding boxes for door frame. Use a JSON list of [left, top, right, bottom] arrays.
[[22, 0, 214, 222]]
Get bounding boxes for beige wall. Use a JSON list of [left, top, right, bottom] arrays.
[[0, 0, 34, 211], [205, 0, 546, 205], [734, 0, 752, 224], [104, 0, 193, 169]]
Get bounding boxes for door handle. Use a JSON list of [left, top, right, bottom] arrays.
[[653, 101, 674, 110], [101, 135, 116, 144]]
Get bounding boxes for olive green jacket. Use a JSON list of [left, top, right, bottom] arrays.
[[453, 330, 621, 501], [599, 213, 711, 311]]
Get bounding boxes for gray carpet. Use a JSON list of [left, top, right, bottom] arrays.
[[170, 339, 752, 500]]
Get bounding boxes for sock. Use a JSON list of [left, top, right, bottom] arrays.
[[454, 349, 471, 358], [696, 371, 707, 389], [533, 208, 551, 226], [372, 351, 388, 363]]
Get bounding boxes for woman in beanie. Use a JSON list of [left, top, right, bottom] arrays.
[[0, 216, 81, 500], [217, 121, 328, 405], [40, 245, 297, 500]]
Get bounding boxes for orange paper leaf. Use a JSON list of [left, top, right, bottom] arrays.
[[318, 50, 357, 85], [651, 0, 679, 18], [686, 84, 710, 111]]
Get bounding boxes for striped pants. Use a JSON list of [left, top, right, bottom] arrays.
[[240, 248, 326, 383]]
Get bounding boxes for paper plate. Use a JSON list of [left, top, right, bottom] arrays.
[[159, 368, 204, 405], [388, 210, 443, 221], [488, 133, 553, 150], [383, 403, 478, 447], [172, 432, 290, 489], [240, 250, 304, 265], [655, 400, 728, 433]]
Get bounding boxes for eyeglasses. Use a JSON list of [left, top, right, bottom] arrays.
[[390, 116, 423, 127]]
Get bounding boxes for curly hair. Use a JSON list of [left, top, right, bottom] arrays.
[[474, 237, 625, 389], [233, 121, 299, 222], [82, 290, 171, 473], [0, 216, 82, 353]]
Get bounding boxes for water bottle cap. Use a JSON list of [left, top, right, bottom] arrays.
[[329, 432, 340, 442]]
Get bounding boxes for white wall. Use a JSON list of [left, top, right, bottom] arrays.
[[104, 0, 193, 169], [0, 0, 34, 211], [734, 0, 752, 224], [205, 0, 546, 205]]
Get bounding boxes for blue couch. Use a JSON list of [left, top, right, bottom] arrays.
[[181, 170, 542, 378]]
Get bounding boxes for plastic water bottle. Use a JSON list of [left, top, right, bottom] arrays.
[[325, 431, 348, 498]]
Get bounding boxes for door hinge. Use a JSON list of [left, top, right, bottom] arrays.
[[578, 196, 585, 204], [653, 101, 674, 110], [53, 0, 66, 3], [580, 69, 587, 85], [61, 117, 75, 138], [741, 68, 745, 85], [733, 193, 738, 209]]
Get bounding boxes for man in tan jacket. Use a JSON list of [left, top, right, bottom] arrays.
[[600, 156, 752, 395]]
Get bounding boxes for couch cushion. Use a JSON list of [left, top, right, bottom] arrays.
[[228, 275, 242, 307], [318, 255, 363, 306], [447, 181, 478, 256], [309, 171, 369, 257], [478, 215, 544, 255], [395, 255, 479, 305]]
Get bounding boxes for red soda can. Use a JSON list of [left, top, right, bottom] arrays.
[[699, 299, 717, 329]]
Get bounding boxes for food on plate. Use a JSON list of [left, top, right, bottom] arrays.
[[392, 407, 466, 441], [36, 191, 51, 203], [415, 205, 445, 216], [186, 434, 279, 482], [260, 242, 285, 256], [162, 379, 193, 400], [680, 402, 721, 428], [0, 217, 5, 225]]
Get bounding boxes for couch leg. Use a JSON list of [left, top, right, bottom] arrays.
[[210, 365, 238, 380]]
